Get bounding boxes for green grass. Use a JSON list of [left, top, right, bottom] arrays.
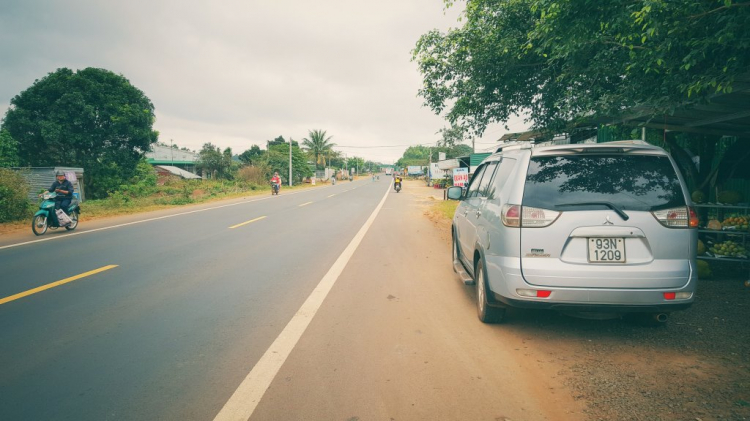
[[432, 199, 459, 220], [0, 179, 328, 232]]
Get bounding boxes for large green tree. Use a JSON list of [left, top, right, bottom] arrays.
[[198, 143, 236, 179], [238, 145, 263, 165], [267, 139, 312, 184], [302, 129, 335, 169], [1, 67, 158, 198], [413, 0, 750, 135], [0, 130, 19, 167]]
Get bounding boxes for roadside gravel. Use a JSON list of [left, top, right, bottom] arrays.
[[411, 180, 750, 421]]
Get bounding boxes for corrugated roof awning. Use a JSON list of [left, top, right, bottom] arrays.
[[580, 74, 750, 137], [155, 165, 202, 179]]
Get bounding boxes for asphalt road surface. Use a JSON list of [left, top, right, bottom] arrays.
[[0, 179, 581, 420]]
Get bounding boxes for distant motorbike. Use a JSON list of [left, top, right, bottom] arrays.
[[32, 192, 80, 236], [394, 180, 402, 193], [271, 182, 280, 195], [331, 177, 336, 185]]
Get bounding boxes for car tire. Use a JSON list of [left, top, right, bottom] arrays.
[[475, 259, 506, 323]]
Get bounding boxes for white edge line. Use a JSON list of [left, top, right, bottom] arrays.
[[0, 188, 315, 251], [213, 183, 390, 421]]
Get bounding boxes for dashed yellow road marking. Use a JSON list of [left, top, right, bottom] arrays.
[[229, 216, 267, 229], [0, 265, 119, 306]]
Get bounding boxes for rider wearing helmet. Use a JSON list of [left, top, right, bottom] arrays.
[[271, 171, 282, 194], [48, 171, 74, 213]]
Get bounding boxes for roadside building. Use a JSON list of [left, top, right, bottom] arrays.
[[13, 167, 85, 202], [145, 145, 200, 174]]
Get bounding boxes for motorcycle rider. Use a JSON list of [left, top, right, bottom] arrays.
[[271, 171, 282, 194], [394, 174, 403, 191], [47, 171, 74, 213]]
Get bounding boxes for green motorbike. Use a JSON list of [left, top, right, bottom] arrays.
[[31, 192, 80, 236]]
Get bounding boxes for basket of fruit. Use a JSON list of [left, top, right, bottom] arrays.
[[708, 240, 748, 259], [721, 215, 749, 231]]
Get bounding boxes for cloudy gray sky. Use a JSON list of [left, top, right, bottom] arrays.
[[0, 0, 527, 163]]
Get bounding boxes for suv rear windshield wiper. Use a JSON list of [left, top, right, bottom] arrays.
[[555, 202, 630, 221]]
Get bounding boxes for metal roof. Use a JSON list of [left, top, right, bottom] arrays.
[[580, 74, 750, 137], [154, 165, 202, 179]]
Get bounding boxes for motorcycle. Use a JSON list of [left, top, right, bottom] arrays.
[[32, 192, 80, 236], [331, 177, 336, 185], [271, 182, 280, 195], [394, 180, 402, 193]]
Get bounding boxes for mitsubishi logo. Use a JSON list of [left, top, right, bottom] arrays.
[[603, 216, 614, 225]]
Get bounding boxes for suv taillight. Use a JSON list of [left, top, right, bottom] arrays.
[[502, 204, 520, 227], [502, 205, 560, 228], [652, 206, 698, 228]]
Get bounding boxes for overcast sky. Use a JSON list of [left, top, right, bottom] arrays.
[[0, 0, 528, 163]]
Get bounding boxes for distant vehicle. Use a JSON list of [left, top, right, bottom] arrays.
[[385, 168, 393, 176], [447, 141, 697, 325]]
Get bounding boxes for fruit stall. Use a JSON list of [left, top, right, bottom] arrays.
[[695, 203, 750, 280]]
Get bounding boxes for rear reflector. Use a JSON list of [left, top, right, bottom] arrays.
[[517, 289, 552, 298], [663, 292, 676, 300]]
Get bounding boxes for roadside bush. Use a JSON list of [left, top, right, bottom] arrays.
[[118, 159, 158, 197], [237, 165, 268, 186], [0, 168, 31, 222]]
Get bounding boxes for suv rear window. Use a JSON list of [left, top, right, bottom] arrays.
[[523, 154, 686, 211]]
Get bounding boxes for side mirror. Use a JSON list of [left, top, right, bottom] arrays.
[[447, 186, 463, 200]]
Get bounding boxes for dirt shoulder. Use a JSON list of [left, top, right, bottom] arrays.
[[407, 179, 750, 421]]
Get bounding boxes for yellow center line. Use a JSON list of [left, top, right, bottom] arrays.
[[298, 201, 313, 207], [229, 216, 267, 229], [0, 265, 119, 306], [327, 194, 336, 198]]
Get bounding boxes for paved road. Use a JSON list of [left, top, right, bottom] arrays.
[[0, 179, 390, 420], [0, 179, 581, 420]]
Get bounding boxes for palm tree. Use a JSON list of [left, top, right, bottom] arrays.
[[302, 129, 335, 170]]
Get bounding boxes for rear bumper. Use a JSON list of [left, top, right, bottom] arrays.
[[492, 293, 693, 313], [483, 256, 696, 314]]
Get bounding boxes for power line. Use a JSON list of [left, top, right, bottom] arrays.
[[334, 142, 436, 149]]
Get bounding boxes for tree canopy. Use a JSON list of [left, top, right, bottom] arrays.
[[413, 0, 750, 135], [302, 129, 335, 169], [0, 130, 19, 167], [1, 67, 158, 198], [396, 144, 472, 168], [267, 139, 312, 184], [198, 143, 236, 179]]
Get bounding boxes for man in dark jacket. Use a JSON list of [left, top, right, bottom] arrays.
[[48, 171, 74, 213]]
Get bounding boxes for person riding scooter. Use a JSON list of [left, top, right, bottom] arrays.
[[271, 171, 281, 195], [48, 171, 74, 214], [394, 175, 403, 192]]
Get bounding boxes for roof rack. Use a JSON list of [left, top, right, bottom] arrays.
[[494, 141, 534, 153]]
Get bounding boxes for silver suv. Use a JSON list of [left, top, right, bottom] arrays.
[[447, 141, 698, 324]]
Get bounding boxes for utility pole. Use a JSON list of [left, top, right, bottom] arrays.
[[170, 139, 173, 165], [289, 138, 293, 187], [428, 146, 432, 186]]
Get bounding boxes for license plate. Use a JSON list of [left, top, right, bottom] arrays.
[[588, 238, 625, 263]]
